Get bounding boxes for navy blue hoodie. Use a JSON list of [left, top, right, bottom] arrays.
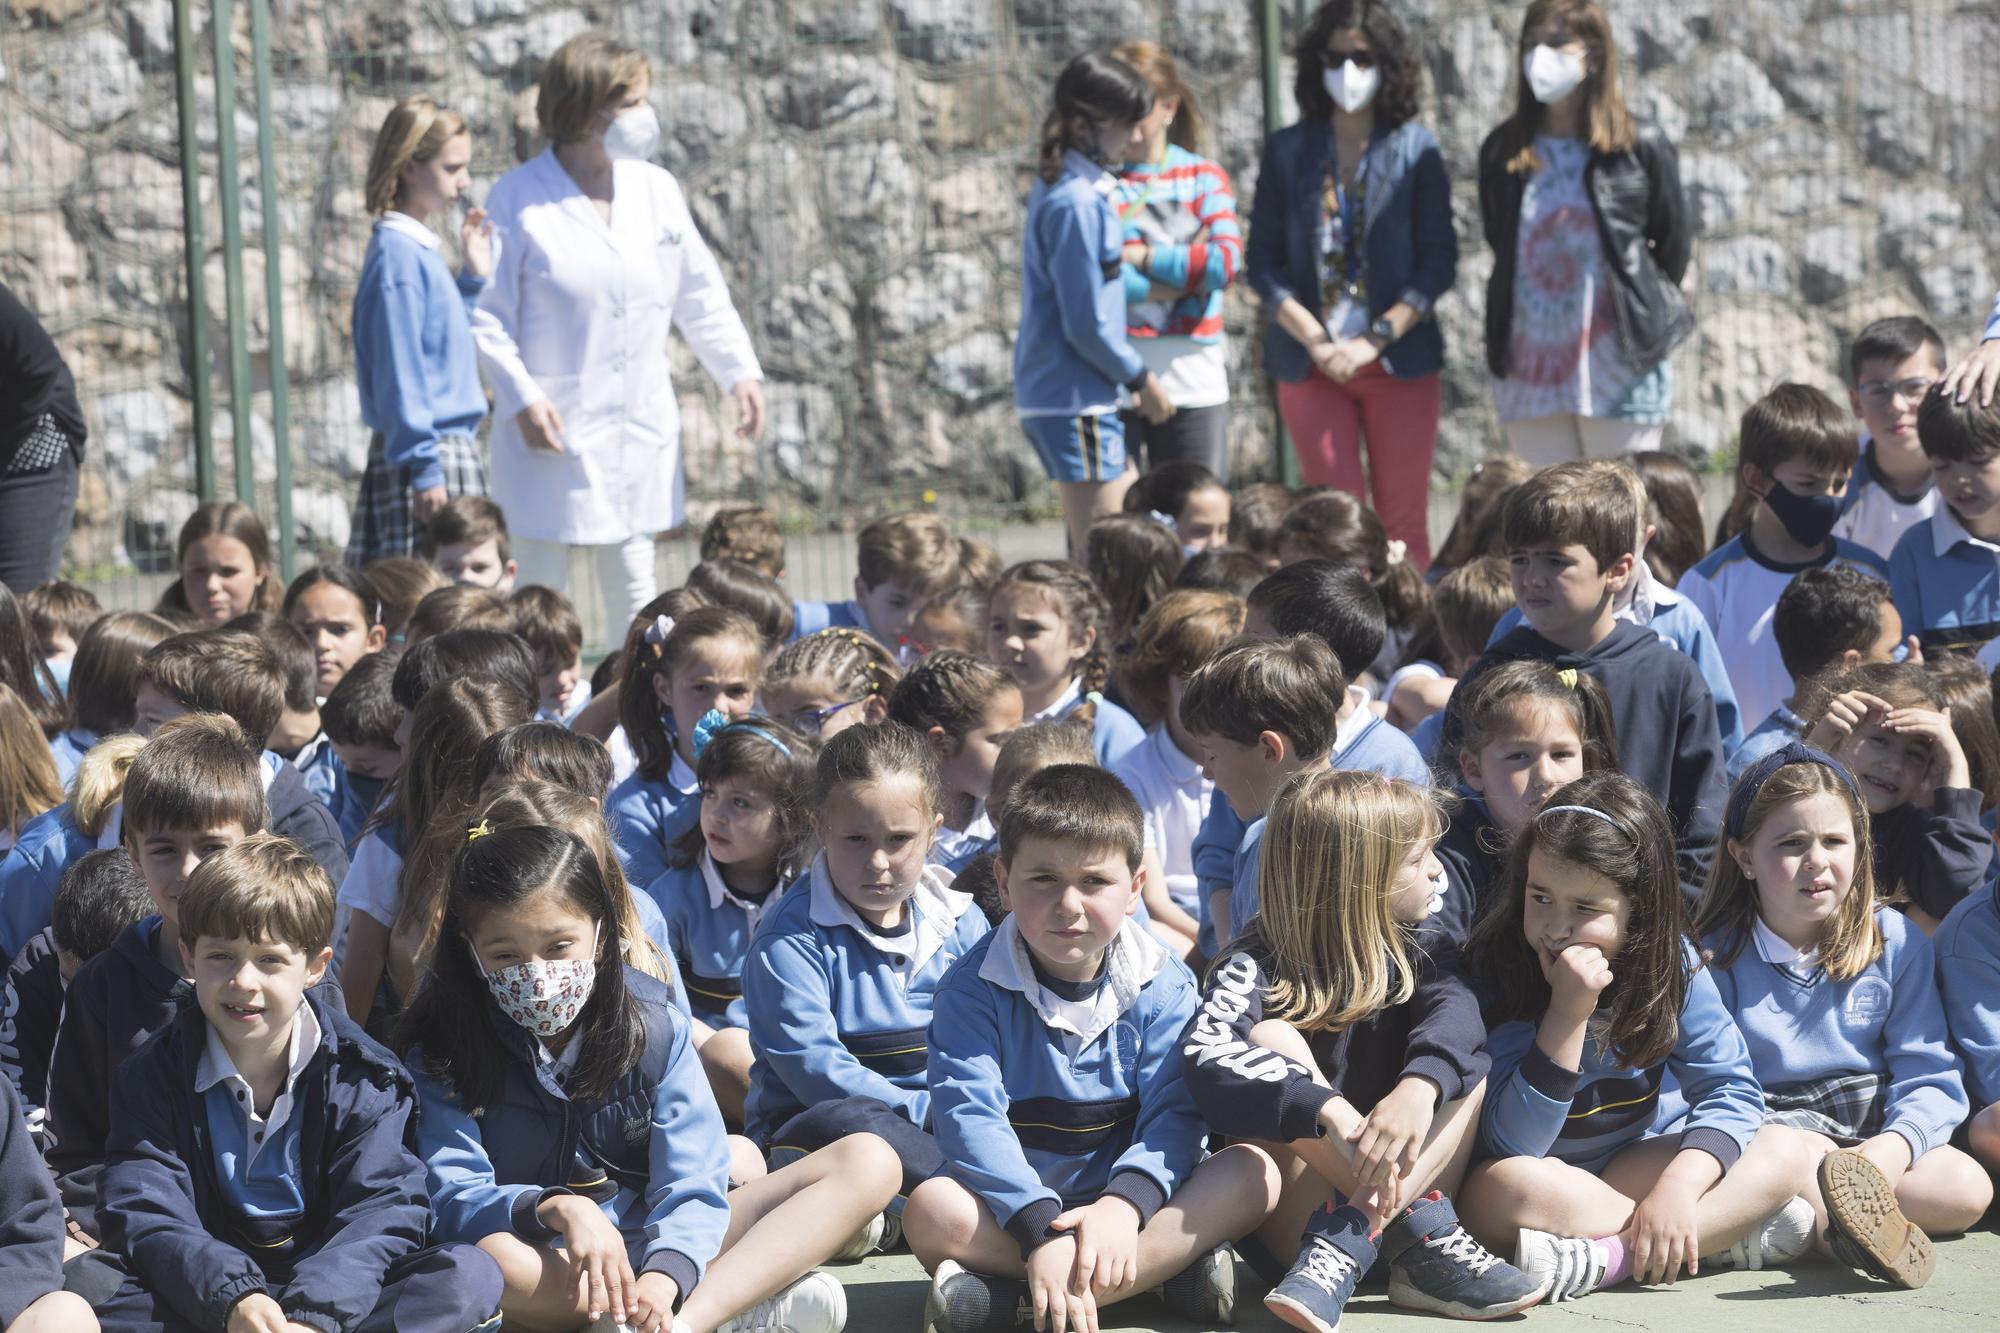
[[100, 987, 432, 1331], [1872, 787, 1996, 920], [268, 760, 350, 886], [45, 914, 190, 1232], [0, 926, 63, 1147], [1441, 620, 1725, 893], [1433, 794, 1507, 949], [0, 1076, 65, 1326]]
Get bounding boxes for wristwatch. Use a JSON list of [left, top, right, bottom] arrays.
[[1367, 316, 1395, 348]]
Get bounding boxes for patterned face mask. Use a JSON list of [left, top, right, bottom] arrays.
[[471, 925, 600, 1039]]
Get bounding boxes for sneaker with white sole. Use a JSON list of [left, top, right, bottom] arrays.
[[1702, 1195, 1816, 1272], [1514, 1229, 1608, 1303], [831, 1212, 886, 1262], [716, 1270, 848, 1333], [1265, 1206, 1377, 1333], [1154, 1244, 1236, 1324], [922, 1260, 1031, 1333], [1819, 1148, 1935, 1289], [1381, 1193, 1545, 1319]]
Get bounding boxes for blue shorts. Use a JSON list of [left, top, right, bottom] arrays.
[[1020, 411, 1128, 484]]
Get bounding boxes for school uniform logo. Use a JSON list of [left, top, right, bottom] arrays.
[[1111, 1021, 1142, 1076], [1843, 976, 1892, 1027], [624, 1114, 649, 1146]]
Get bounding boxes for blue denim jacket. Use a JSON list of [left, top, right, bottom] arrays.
[[1245, 118, 1457, 382]]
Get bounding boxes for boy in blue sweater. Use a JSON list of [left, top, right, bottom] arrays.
[[78, 832, 502, 1331], [1888, 380, 2000, 654], [44, 715, 266, 1243], [1180, 635, 1349, 953], [1188, 561, 1429, 956], [1443, 460, 1727, 894], [1680, 385, 1887, 732], [908, 765, 1279, 1333], [1935, 855, 2000, 1173]]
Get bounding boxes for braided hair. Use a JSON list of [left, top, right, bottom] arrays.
[[886, 651, 1018, 749], [991, 560, 1113, 726], [764, 628, 901, 712]]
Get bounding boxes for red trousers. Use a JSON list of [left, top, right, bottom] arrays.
[[1278, 363, 1442, 570]]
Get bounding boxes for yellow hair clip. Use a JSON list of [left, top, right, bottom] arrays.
[[466, 820, 493, 842], [1556, 668, 1579, 690]]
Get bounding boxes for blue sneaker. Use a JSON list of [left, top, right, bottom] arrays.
[[1381, 1192, 1546, 1319], [1265, 1205, 1377, 1333]]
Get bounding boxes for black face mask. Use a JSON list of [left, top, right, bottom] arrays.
[[1761, 479, 1840, 548]]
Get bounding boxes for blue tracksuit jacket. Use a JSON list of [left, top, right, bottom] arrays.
[[743, 856, 990, 1142], [642, 851, 788, 1029], [930, 919, 1205, 1259]]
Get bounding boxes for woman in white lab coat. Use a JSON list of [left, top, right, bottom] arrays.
[[472, 30, 767, 636]]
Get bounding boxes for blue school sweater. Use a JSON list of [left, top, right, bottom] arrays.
[[929, 918, 1204, 1259], [0, 1077, 65, 1327], [1887, 506, 2000, 653], [607, 749, 701, 895], [789, 599, 870, 645], [1479, 954, 1763, 1174], [287, 732, 345, 819], [1015, 150, 1147, 417], [1190, 705, 1433, 955], [0, 801, 98, 962], [742, 857, 990, 1143], [1936, 876, 2000, 1108], [351, 216, 489, 490], [1487, 577, 1744, 755], [642, 852, 787, 1029], [1220, 818, 1266, 947], [413, 968, 730, 1295], [46, 917, 198, 1233], [46, 726, 96, 789], [1699, 910, 1966, 1158], [101, 989, 435, 1329]]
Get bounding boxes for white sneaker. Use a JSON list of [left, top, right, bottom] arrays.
[[831, 1212, 887, 1262], [1704, 1196, 1816, 1272], [1514, 1228, 1607, 1303], [716, 1270, 848, 1333]]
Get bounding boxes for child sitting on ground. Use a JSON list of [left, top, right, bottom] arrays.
[[887, 652, 1025, 876]]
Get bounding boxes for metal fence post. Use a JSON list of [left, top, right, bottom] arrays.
[[172, 0, 216, 501], [249, 0, 294, 579], [1258, 0, 1300, 486], [212, 0, 256, 504]]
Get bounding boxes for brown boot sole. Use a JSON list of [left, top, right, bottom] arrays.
[[1819, 1148, 1935, 1289]]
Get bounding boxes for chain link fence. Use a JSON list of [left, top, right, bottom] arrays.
[[3, 1, 1996, 636]]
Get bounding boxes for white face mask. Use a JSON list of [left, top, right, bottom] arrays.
[[602, 104, 660, 162], [1322, 61, 1381, 114], [1524, 44, 1587, 105]]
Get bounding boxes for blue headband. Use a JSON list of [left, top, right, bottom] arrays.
[[1723, 741, 1863, 839], [691, 708, 793, 760]]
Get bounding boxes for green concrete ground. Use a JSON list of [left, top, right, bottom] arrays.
[[829, 1223, 2000, 1332]]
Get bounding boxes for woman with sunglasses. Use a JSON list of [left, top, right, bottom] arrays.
[[1481, 0, 1693, 467], [1244, 0, 1457, 570]]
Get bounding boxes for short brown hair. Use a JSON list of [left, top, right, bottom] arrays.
[[537, 31, 651, 145], [1228, 482, 1294, 562], [123, 713, 268, 839], [67, 611, 178, 737], [1918, 382, 2000, 465], [1113, 588, 1245, 728], [176, 831, 334, 955], [999, 764, 1144, 871], [361, 557, 450, 642], [226, 611, 317, 714], [322, 650, 402, 750], [510, 585, 584, 671], [407, 585, 514, 645], [139, 629, 285, 742], [1178, 634, 1345, 761], [1739, 383, 1859, 480], [989, 718, 1097, 824], [858, 511, 977, 599], [427, 495, 511, 563], [23, 580, 102, 650], [700, 506, 786, 578], [1432, 556, 1515, 666], [1501, 459, 1638, 572]]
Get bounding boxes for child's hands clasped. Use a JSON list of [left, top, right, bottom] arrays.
[[1543, 942, 1615, 1022], [224, 1294, 289, 1333], [1026, 1233, 1098, 1333], [1051, 1196, 1143, 1300], [1350, 1077, 1437, 1198]]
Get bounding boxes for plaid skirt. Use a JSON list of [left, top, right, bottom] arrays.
[[344, 431, 486, 566], [1763, 1071, 1886, 1145]]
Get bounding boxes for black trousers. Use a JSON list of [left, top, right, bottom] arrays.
[[0, 440, 77, 593]]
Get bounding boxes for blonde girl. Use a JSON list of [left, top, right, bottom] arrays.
[[1695, 744, 1991, 1288], [1183, 769, 1542, 1331], [0, 683, 61, 854], [348, 93, 494, 564]]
